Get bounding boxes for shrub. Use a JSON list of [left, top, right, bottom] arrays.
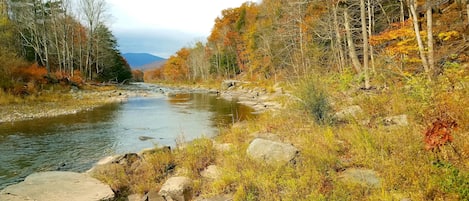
[[297, 78, 333, 125]]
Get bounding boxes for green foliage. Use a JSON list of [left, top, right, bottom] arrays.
[[434, 162, 469, 200], [297, 78, 333, 125], [110, 54, 132, 83], [209, 52, 240, 77]]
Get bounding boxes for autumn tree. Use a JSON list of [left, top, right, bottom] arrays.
[[162, 48, 190, 81]]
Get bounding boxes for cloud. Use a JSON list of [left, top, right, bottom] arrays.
[[114, 28, 205, 58], [107, 0, 259, 57]]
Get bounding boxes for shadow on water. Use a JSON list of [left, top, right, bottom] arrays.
[[0, 89, 254, 190]]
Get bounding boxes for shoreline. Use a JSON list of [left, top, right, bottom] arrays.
[[0, 83, 163, 124]]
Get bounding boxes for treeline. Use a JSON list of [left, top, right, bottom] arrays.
[[0, 0, 131, 94], [145, 0, 468, 87]]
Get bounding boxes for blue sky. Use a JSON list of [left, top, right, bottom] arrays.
[[107, 0, 254, 58]]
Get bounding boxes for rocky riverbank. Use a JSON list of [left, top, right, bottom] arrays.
[[0, 84, 162, 124]]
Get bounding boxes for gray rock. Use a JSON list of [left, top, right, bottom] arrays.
[[112, 153, 141, 167], [141, 191, 165, 201], [221, 80, 238, 90], [339, 168, 381, 188], [127, 193, 143, 201], [159, 177, 193, 201], [246, 138, 299, 165], [0, 171, 114, 201], [383, 114, 408, 127], [139, 136, 155, 141], [201, 165, 222, 180], [334, 105, 363, 120]]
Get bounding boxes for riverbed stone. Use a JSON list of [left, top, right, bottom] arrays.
[[246, 138, 299, 165], [159, 176, 193, 201], [0, 171, 114, 201], [339, 168, 381, 188]]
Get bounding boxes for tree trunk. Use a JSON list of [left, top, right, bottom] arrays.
[[367, 0, 375, 74], [409, 0, 431, 80], [332, 3, 346, 71], [426, 1, 435, 75], [344, 9, 362, 73], [361, 0, 370, 89]]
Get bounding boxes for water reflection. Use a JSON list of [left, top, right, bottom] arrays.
[[0, 89, 254, 189]]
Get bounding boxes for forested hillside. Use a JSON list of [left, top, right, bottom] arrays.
[[146, 0, 468, 85], [0, 0, 132, 96]]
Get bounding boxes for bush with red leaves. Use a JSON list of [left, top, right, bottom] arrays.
[[424, 118, 458, 151]]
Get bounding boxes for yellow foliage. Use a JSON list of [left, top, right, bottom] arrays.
[[438, 31, 460, 41]]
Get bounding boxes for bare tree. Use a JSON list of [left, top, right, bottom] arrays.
[[360, 0, 370, 89], [344, 8, 362, 73], [79, 0, 107, 80]]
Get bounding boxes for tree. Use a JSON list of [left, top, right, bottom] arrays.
[[344, 8, 362, 73], [360, 0, 370, 89], [79, 0, 107, 80], [408, 0, 431, 80]]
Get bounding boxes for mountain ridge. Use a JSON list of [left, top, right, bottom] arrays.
[[123, 53, 166, 69]]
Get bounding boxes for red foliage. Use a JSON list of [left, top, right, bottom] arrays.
[[424, 118, 458, 151]]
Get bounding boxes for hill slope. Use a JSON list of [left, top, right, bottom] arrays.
[[123, 53, 166, 69]]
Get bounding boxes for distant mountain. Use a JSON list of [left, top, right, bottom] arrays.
[[123, 53, 166, 69]]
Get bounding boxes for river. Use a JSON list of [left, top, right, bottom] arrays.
[[0, 83, 253, 189]]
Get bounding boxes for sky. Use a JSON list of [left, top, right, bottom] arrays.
[[106, 0, 254, 58]]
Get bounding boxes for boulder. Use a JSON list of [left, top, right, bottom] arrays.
[[0, 171, 114, 201], [201, 165, 222, 180], [159, 177, 193, 201], [127, 194, 143, 201], [383, 115, 408, 127], [246, 138, 299, 165], [339, 168, 381, 188], [141, 191, 165, 201]]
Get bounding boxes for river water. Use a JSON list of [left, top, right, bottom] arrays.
[[0, 83, 253, 189]]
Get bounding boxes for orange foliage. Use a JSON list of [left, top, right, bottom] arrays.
[[370, 20, 415, 46], [71, 70, 84, 85], [424, 118, 458, 151], [13, 63, 47, 83], [131, 69, 144, 82], [162, 48, 190, 81]]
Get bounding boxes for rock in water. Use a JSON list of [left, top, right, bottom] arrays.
[[159, 176, 193, 201], [139, 136, 155, 141], [0, 171, 114, 201], [247, 138, 299, 165]]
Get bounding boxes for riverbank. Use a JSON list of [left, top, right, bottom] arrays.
[[0, 84, 160, 123]]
